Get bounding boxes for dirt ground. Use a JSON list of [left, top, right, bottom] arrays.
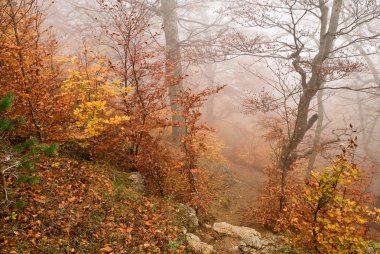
[[209, 158, 266, 227]]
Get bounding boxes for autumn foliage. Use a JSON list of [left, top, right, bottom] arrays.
[[1, 157, 186, 253], [5, 0, 380, 253], [0, 0, 72, 141], [250, 137, 380, 253], [0, 0, 224, 215]]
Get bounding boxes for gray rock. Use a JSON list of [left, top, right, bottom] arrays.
[[366, 246, 375, 254], [213, 222, 273, 250], [127, 172, 146, 193], [178, 204, 199, 228], [238, 243, 275, 254], [186, 233, 214, 254]]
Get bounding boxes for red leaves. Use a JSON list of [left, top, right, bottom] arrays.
[[174, 86, 224, 207]]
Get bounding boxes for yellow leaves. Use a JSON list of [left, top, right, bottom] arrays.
[[74, 101, 106, 137], [63, 47, 131, 138], [73, 100, 129, 138], [284, 157, 375, 253], [103, 115, 130, 125], [373, 208, 380, 222], [51, 162, 60, 168], [356, 216, 367, 224]]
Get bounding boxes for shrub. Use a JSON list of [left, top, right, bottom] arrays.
[[281, 139, 379, 253]]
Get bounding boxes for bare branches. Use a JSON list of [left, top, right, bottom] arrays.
[[1, 162, 20, 205], [229, 0, 380, 210]]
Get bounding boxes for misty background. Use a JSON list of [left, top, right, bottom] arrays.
[[45, 0, 380, 199]]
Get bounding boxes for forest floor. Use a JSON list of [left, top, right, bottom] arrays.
[[209, 159, 265, 227], [193, 157, 276, 254]]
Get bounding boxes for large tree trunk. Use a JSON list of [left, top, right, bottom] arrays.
[[277, 0, 343, 210], [161, 0, 185, 144], [278, 90, 318, 210], [306, 87, 325, 179]]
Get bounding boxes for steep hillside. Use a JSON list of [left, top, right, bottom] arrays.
[[1, 155, 190, 253]]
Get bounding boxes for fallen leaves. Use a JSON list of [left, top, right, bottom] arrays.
[[0, 157, 184, 253], [33, 194, 47, 204], [100, 245, 113, 253], [145, 220, 153, 227], [67, 197, 76, 203]]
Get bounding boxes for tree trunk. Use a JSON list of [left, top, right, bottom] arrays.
[[306, 86, 325, 179], [205, 63, 217, 126], [277, 0, 343, 210], [161, 0, 185, 144]]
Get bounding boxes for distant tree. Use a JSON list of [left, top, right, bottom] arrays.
[[160, 0, 186, 144], [160, 0, 229, 143]]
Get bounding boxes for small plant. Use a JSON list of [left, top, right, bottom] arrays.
[[4, 211, 17, 221], [167, 240, 181, 251]]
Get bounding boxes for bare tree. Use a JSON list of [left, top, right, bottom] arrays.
[[231, 0, 380, 210]]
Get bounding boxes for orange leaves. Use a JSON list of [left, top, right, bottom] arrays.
[[99, 245, 113, 253], [27, 231, 41, 239], [33, 194, 47, 204], [145, 220, 154, 227], [118, 224, 133, 234], [67, 197, 76, 203], [0, 0, 74, 141], [175, 86, 224, 207], [0, 155, 184, 253]]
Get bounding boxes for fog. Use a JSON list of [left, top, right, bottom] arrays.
[[46, 0, 380, 199]]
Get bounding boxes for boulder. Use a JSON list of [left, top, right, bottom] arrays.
[[127, 172, 146, 193], [178, 204, 199, 228], [213, 222, 273, 251], [238, 244, 275, 254], [186, 233, 214, 254]]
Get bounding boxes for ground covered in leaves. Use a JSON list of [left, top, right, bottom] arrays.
[[0, 156, 190, 253]]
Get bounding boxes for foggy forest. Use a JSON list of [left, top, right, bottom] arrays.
[[1, 0, 380, 253]]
